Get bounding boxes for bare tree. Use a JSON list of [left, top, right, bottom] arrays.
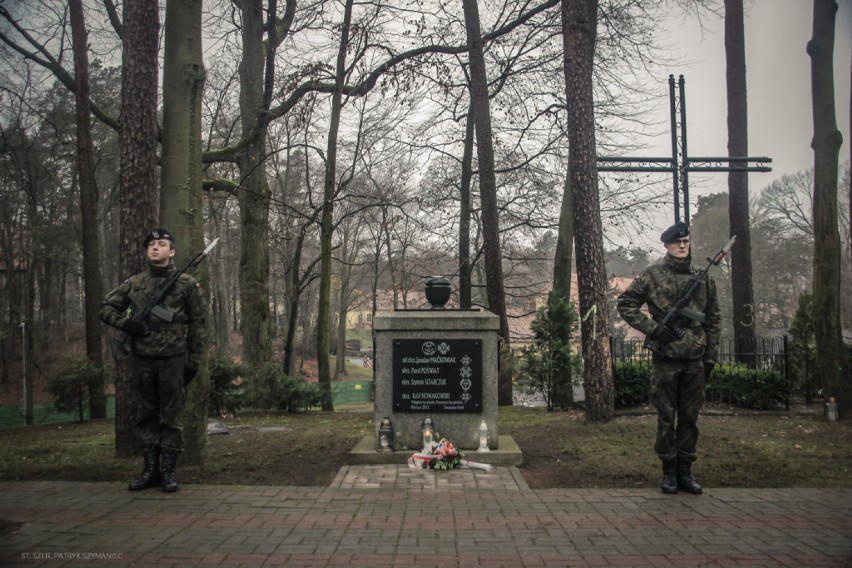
[[69, 0, 105, 419], [315, 0, 356, 410], [461, 0, 513, 404], [235, 0, 273, 387]]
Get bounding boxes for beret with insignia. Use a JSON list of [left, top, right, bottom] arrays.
[[660, 221, 689, 243], [143, 228, 175, 248]]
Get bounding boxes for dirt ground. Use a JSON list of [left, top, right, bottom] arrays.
[[185, 415, 571, 488]]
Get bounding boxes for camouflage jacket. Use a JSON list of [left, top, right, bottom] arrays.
[[100, 263, 206, 365], [616, 254, 721, 363]]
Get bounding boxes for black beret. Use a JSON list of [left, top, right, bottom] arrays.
[[660, 221, 689, 243], [143, 228, 175, 248]]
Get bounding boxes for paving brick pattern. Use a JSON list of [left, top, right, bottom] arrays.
[[1, 466, 850, 567]]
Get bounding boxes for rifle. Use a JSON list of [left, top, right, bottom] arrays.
[[113, 237, 219, 356], [644, 235, 735, 357]]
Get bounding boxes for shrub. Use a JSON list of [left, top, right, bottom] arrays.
[[612, 361, 651, 408], [209, 356, 248, 416], [47, 358, 105, 422], [612, 361, 789, 411], [789, 292, 818, 402], [519, 292, 581, 410], [254, 363, 324, 413], [706, 363, 788, 410]]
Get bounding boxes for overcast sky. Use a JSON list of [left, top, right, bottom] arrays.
[[639, 0, 851, 236]]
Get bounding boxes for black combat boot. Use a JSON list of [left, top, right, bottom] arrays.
[[661, 459, 678, 494], [128, 445, 161, 491], [677, 460, 703, 494], [161, 450, 180, 493]]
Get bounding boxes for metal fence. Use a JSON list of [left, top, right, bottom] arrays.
[[610, 335, 793, 409], [610, 336, 790, 375], [1, 382, 373, 431]]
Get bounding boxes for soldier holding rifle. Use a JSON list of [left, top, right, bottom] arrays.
[[617, 222, 728, 495], [100, 229, 210, 493]]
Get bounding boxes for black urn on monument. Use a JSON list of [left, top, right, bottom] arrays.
[[425, 276, 451, 309]]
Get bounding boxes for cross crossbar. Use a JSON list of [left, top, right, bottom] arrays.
[[596, 75, 772, 224]]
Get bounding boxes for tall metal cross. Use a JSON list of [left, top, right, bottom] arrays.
[[597, 74, 772, 224]]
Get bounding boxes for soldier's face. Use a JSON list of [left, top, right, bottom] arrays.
[[147, 239, 176, 266], [665, 237, 690, 259]]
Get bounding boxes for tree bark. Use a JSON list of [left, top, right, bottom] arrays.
[[334, 226, 355, 379], [69, 0, 105, 419], [562, 0, 613, 422], [208, 201, 230, 358], [462, 0, 512, 405], [282, 226, 307, 378], [161, 0, 208, 465], [237, 0, 273, 388], [808, 0, 850, 418], [459, 101, 475, 309], [724, 0, 756, 364], [116, 0, 160, 456], [317, 0, 355, 411]]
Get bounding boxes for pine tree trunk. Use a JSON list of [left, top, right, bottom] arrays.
[[116, 0, 160, 456], [459, 102, 475, 309], [562, 0, 613, 422], [724, 0, 757, 364]]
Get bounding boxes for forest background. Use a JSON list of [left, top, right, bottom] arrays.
[[0, 0, 850, 464]]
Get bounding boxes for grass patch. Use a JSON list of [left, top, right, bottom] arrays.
[[502, 406, 852, 488], [0, 406, 849, 489]]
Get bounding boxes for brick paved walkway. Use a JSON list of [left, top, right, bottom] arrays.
[[1, 466, 850, 567]]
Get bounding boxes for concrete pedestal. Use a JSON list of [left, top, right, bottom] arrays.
[[373, 309, 500, 452]]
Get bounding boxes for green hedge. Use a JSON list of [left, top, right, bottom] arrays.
[[613, 361, 651, 408], [706, 363, 788, 410], [613, 361, 789, 410]]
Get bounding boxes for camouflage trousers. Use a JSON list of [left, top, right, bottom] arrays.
[[650, 357, 706, 463], [131, 353, 187, 452]]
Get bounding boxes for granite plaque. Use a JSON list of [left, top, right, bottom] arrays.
[[393, 339, 482, 412]]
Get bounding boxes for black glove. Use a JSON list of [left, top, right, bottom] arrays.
[[650, 324, 678, 343], [120, 319, 149, 338], [704, 362, 715, 378], [183, 365, 199, 386]]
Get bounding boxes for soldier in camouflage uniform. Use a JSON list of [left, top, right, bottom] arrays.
[[100, 228, 206, 493], [616, 222, 721, 495]]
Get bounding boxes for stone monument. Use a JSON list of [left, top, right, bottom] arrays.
[[372, 276, 500, 451]]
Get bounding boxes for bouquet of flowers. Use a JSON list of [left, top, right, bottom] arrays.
[[407, 438, 492, 471]]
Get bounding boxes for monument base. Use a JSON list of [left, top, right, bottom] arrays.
[[349, 434, 522, 466]]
